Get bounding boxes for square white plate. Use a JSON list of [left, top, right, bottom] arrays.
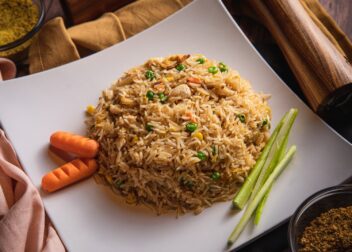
[[0, 0, 351, 251]]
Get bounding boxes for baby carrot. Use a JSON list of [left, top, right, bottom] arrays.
[[50, 131, 99, 158], [41, 158, 98, 193]]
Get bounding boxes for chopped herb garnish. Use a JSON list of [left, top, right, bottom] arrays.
[[185, 122, 198, 133], [146, 90, 154, 101], [180, 177, 193, 188], [197, 151, 207, 161], [262, 119, 268, 126], [237, 114, 246, 123], [211, 171, 221, 181], [146, 123, 154, 132], [196, 58, 205, 64], [176, 64, 186, 71], [208, 66, 218, 74], [114, 180, 124, 188], [211, 145, 217, 155], [158, 93, 168, 103], [261, 118, 271, 129], [145, 70, 155, 80], [218, 62, 228, 72]]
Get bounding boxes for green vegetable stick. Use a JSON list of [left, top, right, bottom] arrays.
[[264, 109, 297, 180], [254, 109, 298, 224], [227, 145, 297, 247], [232, 112, 287, 209], [254, 135, 289, 224], [249, 109, 298, 205]]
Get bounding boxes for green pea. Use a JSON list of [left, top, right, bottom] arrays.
[[146, 123, 154, 132], [158, 93, 168, 103], [185, 122, 198, 133], [197, 151, 207, 161], [237, 114, 246, 123], [146, 90, 154, 101], [145, 70, 155, 80], [211, 171, 221, 181], [208, 66, 218, 74], [196, 58, 205, 64], [176, 64, 186, 71], [218, 62, 228, 72]]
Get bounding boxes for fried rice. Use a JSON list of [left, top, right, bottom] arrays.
[[86, 54, 271, 215]]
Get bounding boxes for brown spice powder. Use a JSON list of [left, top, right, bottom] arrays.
[[299, 206, 352, 252]]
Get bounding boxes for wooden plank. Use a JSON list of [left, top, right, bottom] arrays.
[[61, 0, 135, 25], [320, 0, 352, 40]]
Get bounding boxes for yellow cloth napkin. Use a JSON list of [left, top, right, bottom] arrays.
[[29, 0, 351, 74], [29, 0, 191, 73]]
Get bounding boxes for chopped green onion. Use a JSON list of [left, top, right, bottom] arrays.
[[145, 70, 155, 80], [208, 66, 218, 74], [185, 122, 198, 133], [237, 114, 246, 123], [197, 151, 207, 161], [261, 118, 271, 129], [158, 93, 168, 103], [196, 58, 205, 64], [146, 123, 154, 132], [114, 180, 124, 188], [211, 171, 221, 181], [176, 64, 185, 71], [180, 177, 193, 188], [146, 90, 154, 101], [262, 119, 268, 126], [227, 145, 296, 247], [211, 145, 217, 155], [218, 62, 228, 72]]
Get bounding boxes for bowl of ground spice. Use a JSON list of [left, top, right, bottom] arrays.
[[289, 185, 352, 252], [0, 0, 45, 60]]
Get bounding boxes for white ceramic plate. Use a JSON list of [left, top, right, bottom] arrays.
[[0, 0, 351, 251]]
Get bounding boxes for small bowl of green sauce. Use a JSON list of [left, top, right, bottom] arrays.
[[0, 0, 45, 61]]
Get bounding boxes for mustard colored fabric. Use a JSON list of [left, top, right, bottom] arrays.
[[29, 17, 79, 73]]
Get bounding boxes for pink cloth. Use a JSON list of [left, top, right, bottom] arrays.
[[0, 130, 65, 252]]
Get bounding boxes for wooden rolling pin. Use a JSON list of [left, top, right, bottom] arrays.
[[249, 0, 352, 121]]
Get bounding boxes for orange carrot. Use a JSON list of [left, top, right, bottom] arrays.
[[50, 131, 99, 158], [185, 111, 197, 122], [187, 77, 202, 84], [41, 158, 98, 192]]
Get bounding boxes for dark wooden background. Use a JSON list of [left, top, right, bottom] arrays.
[[45, 0, 352, 41]]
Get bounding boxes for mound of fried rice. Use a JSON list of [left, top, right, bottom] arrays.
[[87, 54, 271, 215]]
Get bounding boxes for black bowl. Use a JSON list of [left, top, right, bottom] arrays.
[[288, 184, 352, 251]]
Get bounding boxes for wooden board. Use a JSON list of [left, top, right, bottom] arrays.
[[61, 0, 135, 25]]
